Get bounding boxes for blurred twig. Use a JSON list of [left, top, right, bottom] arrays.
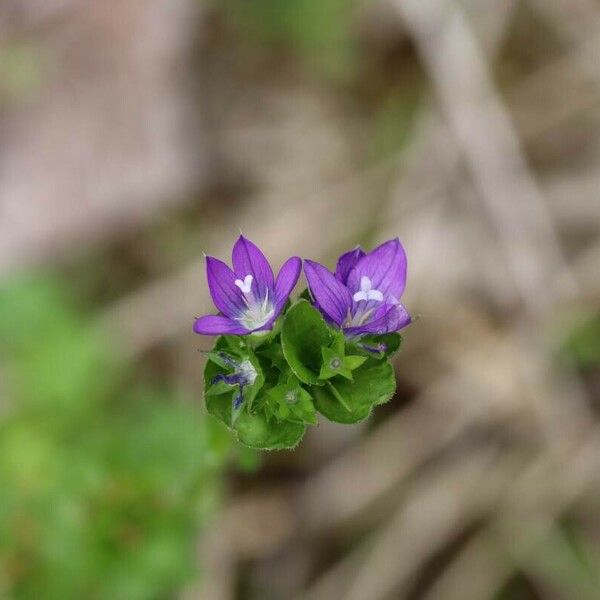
[[394, 0, 577, 314], [424, 427, 600, 600]]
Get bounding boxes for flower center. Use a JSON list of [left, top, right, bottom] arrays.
[[342, 277, 384, 328], [235, 274, 275, 330], [353, 276, 383, 303]]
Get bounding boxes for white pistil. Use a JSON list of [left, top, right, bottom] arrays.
[[353, 276, 384, 303], [235, 274, 253, 294]]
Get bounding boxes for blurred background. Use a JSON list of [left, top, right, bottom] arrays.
[[1, 0, 599, 598]]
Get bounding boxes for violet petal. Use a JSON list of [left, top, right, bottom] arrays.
[[346, 238, 407, 301], [206, 256, 245, 318], [273, 256, 302, 315], [232, 235, 275, 297], [193, 314, 249, 335], [304, 259, 352, 326], [335, 246, 365, 284], [345, 302, 411, 337]]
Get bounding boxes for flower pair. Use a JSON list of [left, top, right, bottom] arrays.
[[194, 236, 411, 339]]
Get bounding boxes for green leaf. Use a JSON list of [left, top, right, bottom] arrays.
[[234, 411, 305, 450], [281, 300, 332, 384], [257, 343, 289, 373], [313, 360, 396, 424]]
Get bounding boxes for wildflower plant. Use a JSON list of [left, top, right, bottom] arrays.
[[195, 236, 411, 450]]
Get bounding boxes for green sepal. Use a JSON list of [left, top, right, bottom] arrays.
[[344, 355, 368, 370], [257, 343, 288, 373], [281, 300, 332, 385], [378, 333, 402, 357], [313, 359, 396, 424], [319, 344, 368, 381], [330, 329, 346, 355], [319, 346, 354, 381], [264, 379, 317, 425]]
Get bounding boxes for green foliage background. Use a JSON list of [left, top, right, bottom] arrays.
[[0, 275, 231, 599]]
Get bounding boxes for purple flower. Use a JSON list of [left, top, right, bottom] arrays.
[[304, 239, 411, 338], [194, 236, 302, 336]]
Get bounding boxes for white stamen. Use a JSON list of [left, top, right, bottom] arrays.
[[234, 278, 274, 331], [353, 276, 383, 302], [235, 274, 253, 294]]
